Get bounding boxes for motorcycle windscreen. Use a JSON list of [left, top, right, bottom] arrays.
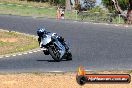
[[42, 35, 52, 45]]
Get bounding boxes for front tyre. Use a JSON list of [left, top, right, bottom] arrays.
[[48, 47, 61, 62], [66, 52, 72, 61]]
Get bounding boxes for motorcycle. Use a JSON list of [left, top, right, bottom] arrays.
[[41, 33, 72, 62]]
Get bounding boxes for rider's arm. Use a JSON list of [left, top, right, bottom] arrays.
[[38, 37, 41, 44], [51, 33, 65, 42]]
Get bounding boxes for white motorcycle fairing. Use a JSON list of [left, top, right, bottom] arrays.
[[41, 33, 65, 59]]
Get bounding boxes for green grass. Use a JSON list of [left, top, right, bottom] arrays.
[[77, 12, 125, 24], [0, 41, 8, 47], [0, 0, 51, 8], [0, 31, 38, 55], [0, 4, 56, 18], [0, 1, 125, 24], [65, 11, 77, 20], [0, 2, 77, 19]]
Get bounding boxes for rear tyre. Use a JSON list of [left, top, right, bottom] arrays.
[[43, 50, 49, 55], [48, 47, 61, 62]]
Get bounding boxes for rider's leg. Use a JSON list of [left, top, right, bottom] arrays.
[[58, 36, 69, 50]]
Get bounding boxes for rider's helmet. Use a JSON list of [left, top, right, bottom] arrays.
[[37, 28, 47, 37]]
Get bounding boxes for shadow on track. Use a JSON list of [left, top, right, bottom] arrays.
[[36, 59, 68, 62]]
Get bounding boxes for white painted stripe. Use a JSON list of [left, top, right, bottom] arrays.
[[18, 53, 22, 55], [105, 24, 109, 25], [11, 31, 16, 32], [7, 4, 13, 5], [84, 22, 88, 24], [0, 57, 3, 58], [115, 25, 119, 26], [93, 23, 98, 24], [28, 6, 33, 8], [5, 56, 10, 57], [28, 52, 33, 54], [49, 71, 63, 73], [12, 55, 16, 56], [33, 51, 37, 53], [37, 49, 41, 52], [23, 52, 28, 54], [74, 21, 77, 22], [41, 48, 46, 51]]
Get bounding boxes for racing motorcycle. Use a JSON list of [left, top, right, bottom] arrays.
[[41, 33, 72, 62]]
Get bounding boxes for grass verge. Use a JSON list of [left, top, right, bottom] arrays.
[[0, 30, 38, 55], [0, 3, 57, 18], [0, 1, 77, 20], [0, 1, 125, 24], [0, 0, 51, 8]]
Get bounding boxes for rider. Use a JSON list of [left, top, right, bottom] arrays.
[[37, 28, 68, 50]]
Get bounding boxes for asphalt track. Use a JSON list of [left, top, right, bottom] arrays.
[[0, 15, 132, 72]]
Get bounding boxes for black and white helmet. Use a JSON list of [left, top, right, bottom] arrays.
[[37, 28, 47, 36]]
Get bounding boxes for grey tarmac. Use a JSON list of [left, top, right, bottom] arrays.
[[0, 15, 132, 72]]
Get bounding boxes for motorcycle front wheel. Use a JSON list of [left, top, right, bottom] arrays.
[[48, 47, 61, 62], [66, 51, 72, 61]]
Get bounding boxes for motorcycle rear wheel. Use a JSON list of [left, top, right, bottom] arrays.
[[43, 50, 49, 55]]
